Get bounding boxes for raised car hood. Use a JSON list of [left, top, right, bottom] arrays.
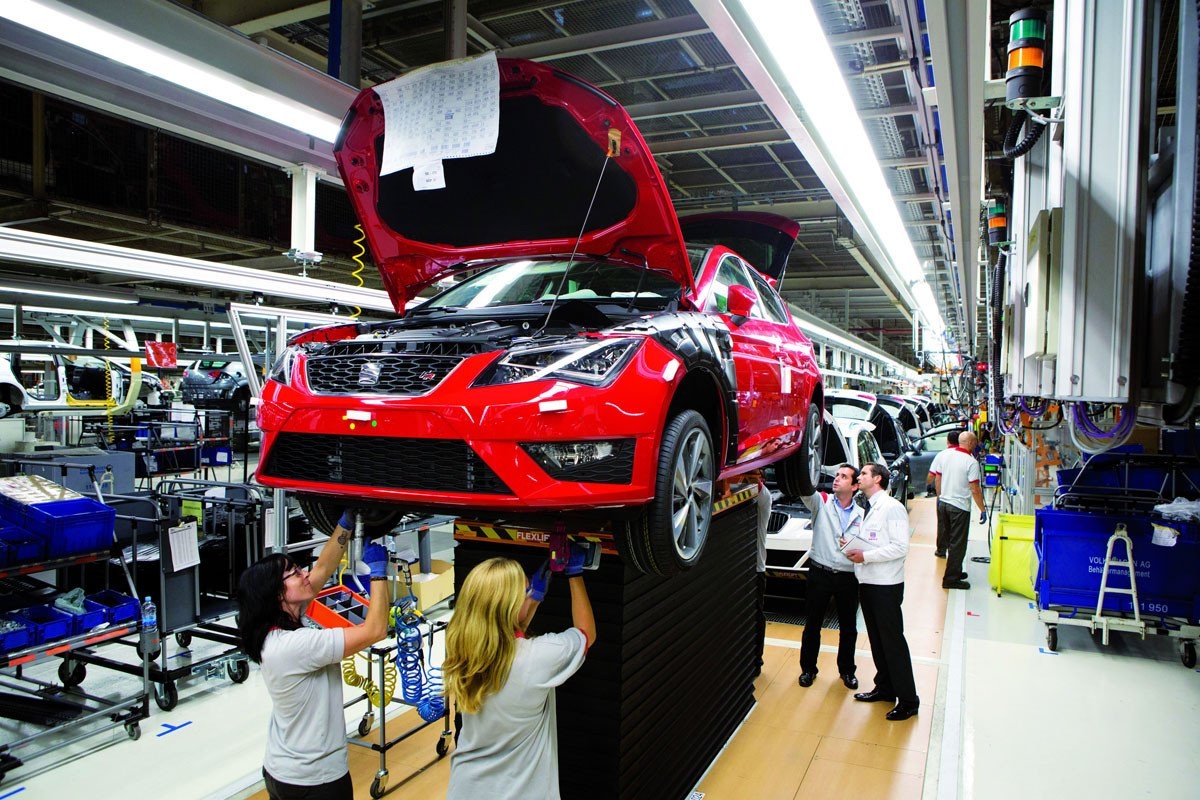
[[334, 57, 692, 312], [678, 211, 801, 282]]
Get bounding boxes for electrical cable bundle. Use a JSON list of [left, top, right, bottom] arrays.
[[1067, 401, 1136, 453]]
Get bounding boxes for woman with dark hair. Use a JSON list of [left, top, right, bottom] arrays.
[[237, 510, 391, 800]]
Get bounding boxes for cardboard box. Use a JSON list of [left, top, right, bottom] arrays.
[[409, 559, 454, 612]]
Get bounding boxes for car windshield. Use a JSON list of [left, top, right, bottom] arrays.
[[829, 401, 871, 421], [924, 434, 954, 453], [426, 259, 681, 310]]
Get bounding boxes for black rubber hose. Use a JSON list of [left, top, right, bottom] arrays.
[[1165, 0, 1200, 425], [1002, 110, 1045, 160], [991, 250, 1007, 413]]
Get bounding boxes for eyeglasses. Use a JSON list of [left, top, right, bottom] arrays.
[[281, 565, 303, 581]]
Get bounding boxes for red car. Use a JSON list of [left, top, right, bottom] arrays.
[[256, 58, 824, 575]]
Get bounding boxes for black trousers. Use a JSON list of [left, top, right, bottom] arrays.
[[859, 582, 918, 705], [800, 562, 859, 676], [263, 768, 353, 800], [938, 501, 971, 584]]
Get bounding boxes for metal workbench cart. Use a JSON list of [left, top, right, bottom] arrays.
[[66, 480, 261, 710], [345, 615, 453, 799], [1036, 452, 1200, 664]]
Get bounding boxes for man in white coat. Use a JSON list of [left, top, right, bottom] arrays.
[[843, 462, 919, 721]]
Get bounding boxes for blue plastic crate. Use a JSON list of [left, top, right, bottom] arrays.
[[87, 590, 138, 625], [14, 604, 71, 644], [1035, 508, 1200, 619], [25, 498, 114, 559], [0, 524, 45, 565], [61, 598, 108, 636], [0, 613, 31, 653]]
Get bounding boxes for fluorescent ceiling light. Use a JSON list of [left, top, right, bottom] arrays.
[[0, 281, 137, 305], [0, 0, 342, 142], [734, 0, 947, 338]]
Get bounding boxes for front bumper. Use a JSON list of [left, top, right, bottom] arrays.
[[255, 340, 679, 511]]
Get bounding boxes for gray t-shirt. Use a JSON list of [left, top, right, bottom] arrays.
[[447, 628, 588, 800], [260, 625, 347, 785]]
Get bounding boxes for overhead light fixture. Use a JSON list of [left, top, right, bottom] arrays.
[[725, 0, 947, 338], [0, 280, 138, 305], [0, 0, 342, 142]]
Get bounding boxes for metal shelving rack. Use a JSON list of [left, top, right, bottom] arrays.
[[0, 503, 150, 784]]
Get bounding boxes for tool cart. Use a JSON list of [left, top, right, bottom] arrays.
[[1036, 452, 1200, 663], [0, 471, 150, 784], [66, 478, 263, 711], [308, 548, 452, 799]]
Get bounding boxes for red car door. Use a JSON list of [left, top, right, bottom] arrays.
[[702, 255, 783, 459]]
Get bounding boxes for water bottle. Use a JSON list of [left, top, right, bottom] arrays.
[[139, 596, 160, 658]]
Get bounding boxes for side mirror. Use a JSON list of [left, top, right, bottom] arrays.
[[726, 284, 756, 322]]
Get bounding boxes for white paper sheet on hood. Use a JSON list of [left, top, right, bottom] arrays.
[[374, 50, 499, 179]]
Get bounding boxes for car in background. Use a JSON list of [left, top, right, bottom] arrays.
[[826, 388, 912, 505], [877, 394, 925, 441], [0, 342, 164, 418], [180, 356, 263, 415], [254, 57, 825, 577], [904, 421, 970, 495]]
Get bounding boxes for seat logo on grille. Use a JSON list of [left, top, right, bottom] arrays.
[[357, 361, 382, 386], [419, 370, 436, 381]]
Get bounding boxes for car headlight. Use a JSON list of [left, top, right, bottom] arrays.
[[267, 349, 298, 386], [473, 338, 639, 387]]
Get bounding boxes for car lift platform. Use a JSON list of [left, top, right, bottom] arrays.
[[451, 486, 761, 799]]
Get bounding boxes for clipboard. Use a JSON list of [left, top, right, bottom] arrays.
[[838, 531, 874, 553]]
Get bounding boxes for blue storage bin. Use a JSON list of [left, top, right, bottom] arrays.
[[62, 598, 108, 635], [1035, 508, 1200, 620], [0, 524, 45, 565], [87, 589, 138, 624], [0, 613, 32, 653], [14, 604, 72, 644], [25, 498, 114, 558]]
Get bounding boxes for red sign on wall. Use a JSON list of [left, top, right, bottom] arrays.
[[145, 341, 178, 368]]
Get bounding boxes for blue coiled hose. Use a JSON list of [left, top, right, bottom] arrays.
[[394, 618, 445, 723]]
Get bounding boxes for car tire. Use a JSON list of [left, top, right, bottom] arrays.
[[775, 401, 822, 498], [619, 409, 715, 577], [297, 495, 407, 537]]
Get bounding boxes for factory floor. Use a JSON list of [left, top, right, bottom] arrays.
[[5, 495, 1198, 799]]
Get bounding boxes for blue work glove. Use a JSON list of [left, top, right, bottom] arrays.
[[362, 543, 389, 580], [564, 542, 591, 577], [337, 509, 357, 531], [979, 510, 988, 525], [527, 560, 553, 602]]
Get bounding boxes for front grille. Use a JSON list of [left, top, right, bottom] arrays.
[[306, 353, 465, 395], [260, 433, 512, 494]]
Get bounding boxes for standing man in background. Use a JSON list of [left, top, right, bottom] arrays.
[[753, 473, 772, 677], [796, 464, 862, 690], [935, 430, 985, 590], [844, 463, 919, 722], [927, 428, 960, 556]]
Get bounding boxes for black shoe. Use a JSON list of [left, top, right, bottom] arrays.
[[934, 550, 947, 558], [885, 702, 920, 721], [841, 673, 859, 690], [854, 689, 895, 703], [798, 672, 816, 687], [943, 580, 971, 590]]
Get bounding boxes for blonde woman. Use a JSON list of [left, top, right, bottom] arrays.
[[444, 550, 596, 799]]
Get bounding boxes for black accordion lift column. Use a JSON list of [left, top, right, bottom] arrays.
[[452, 500, 759, 799]]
